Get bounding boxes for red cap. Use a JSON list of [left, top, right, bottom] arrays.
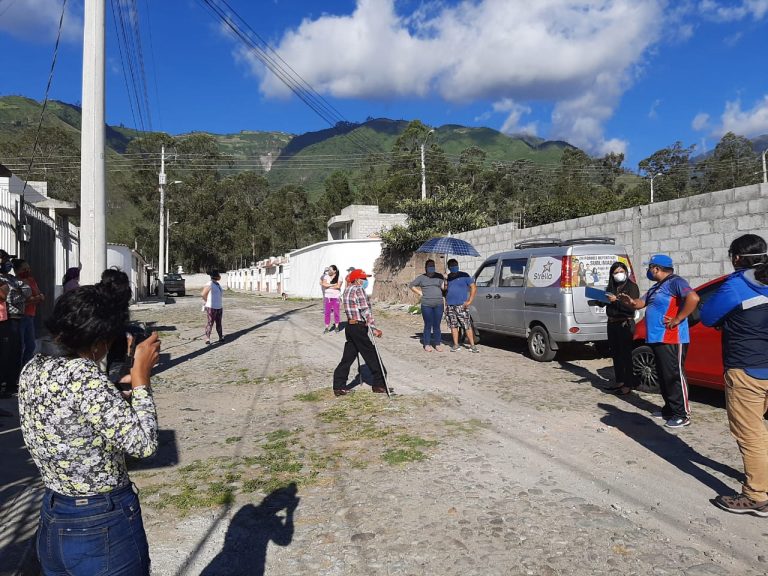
[[348, 269, 370, 282]]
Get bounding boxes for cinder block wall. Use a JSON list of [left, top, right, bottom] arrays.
[[452, 183, 768, 291]]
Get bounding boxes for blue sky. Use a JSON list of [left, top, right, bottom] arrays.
[[1, 0, 767, 170]]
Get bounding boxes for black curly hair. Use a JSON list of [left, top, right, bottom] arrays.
[[99, 267, 132, 306], [46, 284, 130, 354]]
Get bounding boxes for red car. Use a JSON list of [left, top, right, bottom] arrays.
[[632, 276, 726, 392]]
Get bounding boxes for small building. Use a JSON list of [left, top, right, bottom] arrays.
[[107, 244, 151, 302], [327, 204, 407, 241]]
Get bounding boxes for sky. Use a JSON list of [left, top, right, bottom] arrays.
[[0, 0, 767, 170]]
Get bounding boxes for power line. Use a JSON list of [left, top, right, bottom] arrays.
[[19, 0, 68, 218]]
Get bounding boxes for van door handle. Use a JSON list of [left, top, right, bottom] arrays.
[[485, 294, 492, 299], [493, 294, 501, 299]]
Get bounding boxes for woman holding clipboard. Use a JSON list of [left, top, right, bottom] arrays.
[[601, 262, 639, 395]]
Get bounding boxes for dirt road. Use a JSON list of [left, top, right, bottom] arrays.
[[5, 291, 766, 575]]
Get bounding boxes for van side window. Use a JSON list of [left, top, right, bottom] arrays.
[[499, 258, 527, 287], [474, 261, 497, 287]]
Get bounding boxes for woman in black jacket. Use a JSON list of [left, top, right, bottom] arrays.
[[603, 261, 640, 395]]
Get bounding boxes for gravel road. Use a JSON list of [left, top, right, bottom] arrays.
[[34, 292, 768, 575]]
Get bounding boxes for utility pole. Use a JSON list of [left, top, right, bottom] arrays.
[[762, 148, 767, 184], [420, 129, 435, 201], [80, 0, 106, 284], [158, 145, 166, 298]]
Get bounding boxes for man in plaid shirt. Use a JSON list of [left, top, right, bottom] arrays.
[[332, 269, 386, 396]]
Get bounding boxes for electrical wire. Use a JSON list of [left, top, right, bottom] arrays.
[[18, 0, 68, 219]]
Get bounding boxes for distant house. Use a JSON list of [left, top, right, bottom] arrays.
[[327, 204, 407, 241], [107, 244, 151, 302]]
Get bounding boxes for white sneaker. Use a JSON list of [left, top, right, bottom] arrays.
[[450, 345, 462, 352], [651, 411, 665, 419]]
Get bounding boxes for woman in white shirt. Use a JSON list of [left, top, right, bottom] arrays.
[[201, 270, 224, 345], [320, 265, 342, 333]]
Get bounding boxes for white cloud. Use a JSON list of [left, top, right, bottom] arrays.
[[239, 0, 665, 153], [699, 0, 768, 21], [692, 112, 711, 131], [648, 99, 662, 119], [715, 96, 768, 136], [493, 99, 537, 135], [0, 0, 82, 42]]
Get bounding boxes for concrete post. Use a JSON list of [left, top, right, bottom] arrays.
[[80, 0, 106, 284]]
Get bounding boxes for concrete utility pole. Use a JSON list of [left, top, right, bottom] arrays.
[[420, 129, 435, 201], [762, 148, 767, 184], [165, 209, 178, 275], [158, 146, 166, 298], [80, 0, 106, 284], [650, 172, 663, 204]]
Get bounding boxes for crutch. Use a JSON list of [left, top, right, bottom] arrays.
[[368, 326, 391, 397]]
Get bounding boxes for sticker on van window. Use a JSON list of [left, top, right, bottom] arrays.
[[572, 255, 631, 288], [526, 256, 561, 288]]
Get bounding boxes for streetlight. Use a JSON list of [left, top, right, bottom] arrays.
[[420, 129, 435, 201], [650, 172, 663, 204], [157, 142, 181, 300], [165, 212, 179, 275]]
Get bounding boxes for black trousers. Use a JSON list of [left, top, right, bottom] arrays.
[[651, 342, 690, 419], [607, 319, 635, 388], [0, 318, 22, 393], [333, 323, 385, 389]]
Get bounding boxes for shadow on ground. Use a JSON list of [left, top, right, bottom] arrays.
[[598, 403, 742, 495], [192, 483, 300, 576], [155, 304, 315, 375]]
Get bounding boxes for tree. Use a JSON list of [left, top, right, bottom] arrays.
[[381, 183, 488, 252], [697, 132, 759, 192], [638, 141, 694, 201]]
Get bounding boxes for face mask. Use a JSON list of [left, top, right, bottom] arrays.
[[646, 269, 656, 281], [612, 272, 627, 283], [426, 266, 436, 274], [362, 279, 369, 291], [449, 266, 459, 274]]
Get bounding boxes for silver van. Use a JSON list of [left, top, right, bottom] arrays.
[[469, 237, 635, 361]]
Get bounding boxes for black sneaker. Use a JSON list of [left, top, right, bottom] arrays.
[[714, 494, 768, 517], [664, 416, 691, 428]]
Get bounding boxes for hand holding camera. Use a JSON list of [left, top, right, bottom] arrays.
[[131, 332, 160, 388]]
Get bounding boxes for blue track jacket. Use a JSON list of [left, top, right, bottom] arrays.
[[700, 269, 768, 372]]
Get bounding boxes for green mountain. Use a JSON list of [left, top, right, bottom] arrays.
[[0, 95, 571, 204]]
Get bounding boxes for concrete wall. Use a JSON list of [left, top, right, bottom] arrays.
[[327, 205, 407, 240], [451, 182, 768, 291]]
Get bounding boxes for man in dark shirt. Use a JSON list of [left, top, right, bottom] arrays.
[[445, 259, 478, 353]]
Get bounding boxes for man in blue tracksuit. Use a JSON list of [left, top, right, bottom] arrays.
[[701, 233, 768, 517]]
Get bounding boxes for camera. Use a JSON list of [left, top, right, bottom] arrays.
[[108, 321, 151, 388]]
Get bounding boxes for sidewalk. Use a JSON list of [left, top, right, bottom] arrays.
[[0, 398, 42, 576]]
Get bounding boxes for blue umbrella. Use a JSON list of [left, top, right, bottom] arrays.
[[416, 236, 480, 257]]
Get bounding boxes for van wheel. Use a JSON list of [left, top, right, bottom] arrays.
[[632, 345, 660, 393], [528, 326, 556, 362]]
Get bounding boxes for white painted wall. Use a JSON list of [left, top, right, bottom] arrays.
[[107, 244, 149, 301], [287, 238, 381, 298]]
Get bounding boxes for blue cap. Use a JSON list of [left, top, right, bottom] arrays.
[[644, 254, 674, 268]]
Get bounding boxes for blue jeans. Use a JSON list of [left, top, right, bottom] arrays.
[[20, 315, 36, 366], [37, 483, 150, 576], [421, 304, 444, 347]]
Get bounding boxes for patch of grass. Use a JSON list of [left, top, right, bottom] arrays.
[[159, 482, 235, 514], [382, 448, 428, 465], [225, 436, 242, 444], [295, 390, 325, 402], [443, 419, 488, 436], [265, 429, 293, 442], [395, 434, 438, 449]]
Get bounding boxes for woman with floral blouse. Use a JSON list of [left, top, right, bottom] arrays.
[[18, 283, 160, 575]]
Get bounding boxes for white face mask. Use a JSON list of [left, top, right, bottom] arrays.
[[613, 272, 627, 283]]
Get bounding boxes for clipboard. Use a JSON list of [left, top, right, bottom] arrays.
[[585, 286, 612, 303]]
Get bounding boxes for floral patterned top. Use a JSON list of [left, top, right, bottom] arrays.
[[18, 354, 158, 496]]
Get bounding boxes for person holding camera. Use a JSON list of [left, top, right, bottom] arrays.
[[18, 284, 161, 575]]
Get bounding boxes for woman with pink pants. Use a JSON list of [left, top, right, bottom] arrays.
[[321, 265, 342, 333]]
